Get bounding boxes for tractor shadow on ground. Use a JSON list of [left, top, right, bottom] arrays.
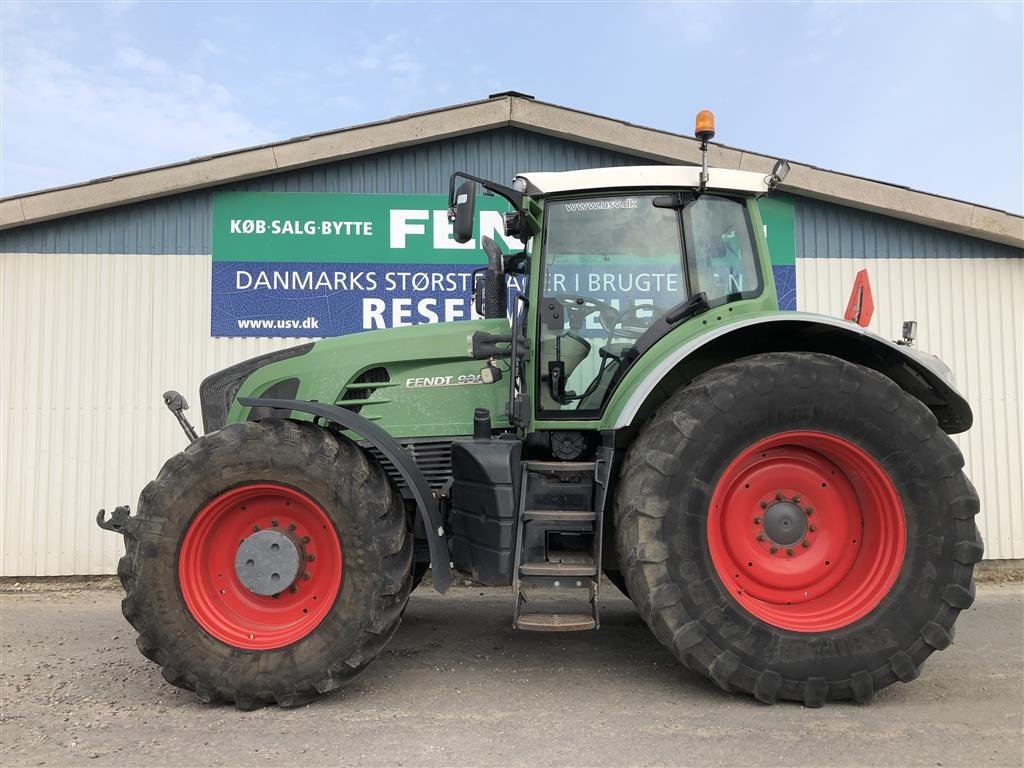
[[377, 586, 727, 699]]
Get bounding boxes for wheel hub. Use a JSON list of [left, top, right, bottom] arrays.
[[762, 500, 807, 546], [707, 432, 906, 632], [234, 529, 303, 596]]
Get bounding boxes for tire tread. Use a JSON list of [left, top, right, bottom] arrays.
[[615, 352, 981, 706]]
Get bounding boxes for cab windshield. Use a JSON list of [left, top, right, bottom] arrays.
[[538, 192, 759, 414]]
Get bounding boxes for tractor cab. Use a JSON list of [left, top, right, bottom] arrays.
[[447, 136, 791, 429]]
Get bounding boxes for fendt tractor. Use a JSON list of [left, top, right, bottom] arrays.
[[98, 111, 982, 709]]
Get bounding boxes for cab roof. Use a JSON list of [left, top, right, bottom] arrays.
[[516, 166, 770, 197]]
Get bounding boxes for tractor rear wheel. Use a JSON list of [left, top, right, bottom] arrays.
[[615, 352, 982, 706], [117, 419, 413, 709]]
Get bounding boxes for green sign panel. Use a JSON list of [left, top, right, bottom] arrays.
[[212, 192, 513, 265]]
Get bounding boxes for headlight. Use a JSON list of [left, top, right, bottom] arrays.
[[198, 343, 313, 432]]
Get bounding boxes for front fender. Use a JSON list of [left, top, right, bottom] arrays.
[[608, 313, 973, 434], [238, 396, 452, 593]]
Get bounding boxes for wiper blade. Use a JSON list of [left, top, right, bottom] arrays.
[[652, 192, 697, 209], [665, 292, 710, 325], [623, 292, 712, 365]]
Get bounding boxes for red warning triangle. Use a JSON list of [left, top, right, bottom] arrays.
[[844, 269, 874, 327]]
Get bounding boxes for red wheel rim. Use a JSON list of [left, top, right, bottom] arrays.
[[178, 483, 342, 650], [707, 431, 905, 632]]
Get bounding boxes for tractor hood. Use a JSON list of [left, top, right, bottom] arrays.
[[200, 319, 512, 439]]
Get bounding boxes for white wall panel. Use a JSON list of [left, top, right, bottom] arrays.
[[1, 252, 300, 576], [796, 257, 1024, 560]]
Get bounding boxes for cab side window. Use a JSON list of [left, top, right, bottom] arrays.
[[683, 196, 759, 303]]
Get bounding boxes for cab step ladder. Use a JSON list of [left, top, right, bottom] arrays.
[[512, 451, 611, 631]]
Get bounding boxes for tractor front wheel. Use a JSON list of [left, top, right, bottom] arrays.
[[118, 419, 413, 709], [615, 352, 982, 706]]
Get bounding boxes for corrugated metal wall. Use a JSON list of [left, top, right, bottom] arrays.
[[794, 197, 1021, 261], [1, 129, 1021, 575], [793, 197, 1024, 561], [0, 252, 299, 574], [796, 257, 1023, 560]]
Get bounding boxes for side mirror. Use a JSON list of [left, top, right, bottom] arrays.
[[451, 180, 477, 244]]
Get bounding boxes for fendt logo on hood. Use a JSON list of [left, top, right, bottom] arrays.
[[405, 374, 484, 388]]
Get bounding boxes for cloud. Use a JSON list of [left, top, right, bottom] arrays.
[[197, 38, 226, 57], [389, 55, 422, 76], [1, 35, 274, 195], [339, 32, 426, 89], [101, 0, 138, 17], [329, 94, 361, 110], [805, 1, 860, 39], [645, 1, 734, 45]]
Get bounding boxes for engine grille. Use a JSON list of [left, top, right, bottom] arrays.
[[360, 438, 455, 493], [338, 366, 390, 414]]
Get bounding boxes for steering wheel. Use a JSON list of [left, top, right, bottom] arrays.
[[612, 303, 669, 340], [551, 294, 674, 339], [550, 294, 621, 333]]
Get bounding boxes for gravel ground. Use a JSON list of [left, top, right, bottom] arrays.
[[1, 582, 1021, 768]]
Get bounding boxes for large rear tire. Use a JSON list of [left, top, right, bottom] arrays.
[[117, 419, 413, 709], [615, 352, 982, 706]]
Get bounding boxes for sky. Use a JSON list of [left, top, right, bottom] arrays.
[[1, 1, 1022, 214]]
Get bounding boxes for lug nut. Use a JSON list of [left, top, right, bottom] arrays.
[[757, 534, 766, 542], [306, 553, 315, 562], [805, 508, 814, 517], [809, 524, 817, 532], [754, 516, 763, 524], [303, 571, 312, 580], [288, 523, 297, 531], [802, 539, 811, 548], [271, 519, 279, 527], [760, 500, 769, 509], [770, 546, 778, 554], [786, 548, 795, 557], [301, 536, 310, 544], [288, 585, 297, 593], [252, 525, 260, 532], [775, 492, 784, 501], [792, 495, 801, 503]]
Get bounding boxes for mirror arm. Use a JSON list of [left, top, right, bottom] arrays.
[[447, 171, 525, 218]]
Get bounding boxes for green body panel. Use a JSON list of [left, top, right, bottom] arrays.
[[225, 194, 784, 439], [227, 318, 511, 439]]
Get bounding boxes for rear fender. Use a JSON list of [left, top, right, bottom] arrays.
[[238, 396, 451, 593], [612, 314, 973, 435]]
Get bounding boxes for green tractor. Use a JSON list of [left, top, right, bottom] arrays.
[[98, 113, 981, 709]]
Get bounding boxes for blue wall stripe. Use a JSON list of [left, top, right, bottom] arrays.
[[3, 127, 1020, 261], [1, 128, 650, 256], [794, 196, 1022, 260]]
